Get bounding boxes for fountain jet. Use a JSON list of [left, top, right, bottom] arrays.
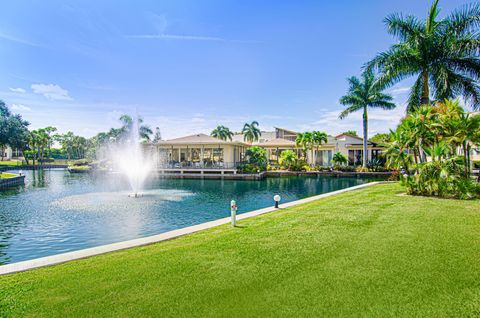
[[105, 113, 155, 198]]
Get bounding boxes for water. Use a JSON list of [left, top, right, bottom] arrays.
[[0, 169, 382, 264]]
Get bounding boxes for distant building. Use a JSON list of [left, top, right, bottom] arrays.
[[149, 127, 384, 172]]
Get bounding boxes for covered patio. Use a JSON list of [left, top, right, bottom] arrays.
[[153, 134, 247, 174]]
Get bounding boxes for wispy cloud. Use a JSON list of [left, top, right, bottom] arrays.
[[0, 32, 42, 47], [128, 33, 226, 42], [299, 105, 407, 136], [10, 104, 31, 111], [31, 83, 73, 101], [9, 87, 26, 94], [388, 86, 410, 97], [126, 14, 260, 44]]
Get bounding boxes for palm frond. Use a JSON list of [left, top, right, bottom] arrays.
[[444, 2, 480, 35], [384, 13, 424, 40]]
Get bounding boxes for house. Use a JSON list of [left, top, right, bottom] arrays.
[[150, 128, 385, 173], [0, 146, 12, 160], [150, 133, 248, 174]]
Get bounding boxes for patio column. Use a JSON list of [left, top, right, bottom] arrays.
[[201, 145, 204, 166]]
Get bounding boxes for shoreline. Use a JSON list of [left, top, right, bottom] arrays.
[[0, 181, 387, 275]]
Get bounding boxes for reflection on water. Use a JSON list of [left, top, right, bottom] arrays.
[[0, 169, 381, 264]]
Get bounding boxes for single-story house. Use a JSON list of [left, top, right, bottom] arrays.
[[149, 128, 385, 172]]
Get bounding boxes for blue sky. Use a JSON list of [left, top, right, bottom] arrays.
[[0, 0, 470, 139]]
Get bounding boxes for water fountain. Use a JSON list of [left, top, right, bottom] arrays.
[[108, 115, 155, 198]]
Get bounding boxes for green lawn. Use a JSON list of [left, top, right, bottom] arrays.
[[0, 160, 22, 167], [0, 173, 17, 179], [1, 183, 480, 317]]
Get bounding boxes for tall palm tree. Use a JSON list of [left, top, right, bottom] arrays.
[[312, 131, 328, 165], [339, 69, 396, 167], [211, 125, 234, 141], [366, 0, 480, 111], [242, 121, 261, 143], [295, 132, 313, 160], [118, 114, 152, 142]]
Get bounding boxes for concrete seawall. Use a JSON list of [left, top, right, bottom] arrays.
[[0, 175, 25, 188]]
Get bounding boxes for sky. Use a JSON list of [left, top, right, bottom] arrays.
[[0, 0, 472, 139]]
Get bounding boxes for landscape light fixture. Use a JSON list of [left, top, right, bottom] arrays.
[[274, 195, 281, 208]]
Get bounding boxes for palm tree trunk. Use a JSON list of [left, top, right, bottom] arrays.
[[362, 106, 368, 168], [467, 144, 471, 176], [463, 142, 469, 177], [421, 70, 429, 105]]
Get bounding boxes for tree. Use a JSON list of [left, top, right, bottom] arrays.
[[339, 69, 396, 167], [312, 131, 328, 165], [366, 0, 480, 111], [245, 146, 267, 167], [295, 132, 313, 160], [370, 133, 390, 146], [0, 101, 29, 161], [278, 150, 297, 170], [153, 127, 162, 143], [242, 121, 261, 143], [332, 152, 348, 166], [342, 130, 358, 137], [211, 125, 234, 141], [118, 114, 152, 142]]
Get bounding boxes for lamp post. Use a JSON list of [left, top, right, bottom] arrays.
[[274, 195, 281, 208]]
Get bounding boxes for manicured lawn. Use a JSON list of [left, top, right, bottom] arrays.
[[0, 160, 22, 167], [1, 183, 479, 317], [0, 173, 17, 179]]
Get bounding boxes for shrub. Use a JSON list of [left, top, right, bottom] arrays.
[[473, 161, 480, 169], [401, 158, 480, 199], [332, 152, 348, 166], [367, 158, 384, 172], [278, 150, 297, 170], [356, 166, 369, 173], [73, 159, 92, 166], [334, 165, 356, 172], [289, 159, 309, 171], [245, 146, 267, 169], [237, 163, 262, 174]]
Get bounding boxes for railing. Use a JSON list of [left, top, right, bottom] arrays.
[[157, 161, 240, 170]]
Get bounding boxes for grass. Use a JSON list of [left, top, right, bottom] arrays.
[[1, 183, 480, 317], [0, 160, 22, 167], [0, 160, 73, 168], [67, 165, 92, 171], [0, 173, 17, 179]]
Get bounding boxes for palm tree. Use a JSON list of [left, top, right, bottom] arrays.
[[295, 132, 313, 160], [339, 69, 396, 167], [366, 0, 480, 111], [211, 125, 234, 141], [118, 114, 152, 142], [242, 121, 261, 143], [312, 131, 328, 165]]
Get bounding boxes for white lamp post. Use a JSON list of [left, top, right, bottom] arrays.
[[274, 195, 281, 208]]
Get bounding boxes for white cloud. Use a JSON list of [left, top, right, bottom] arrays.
[[10, 104, 31, 111], [9, 87, 26, 93], [388, 86, 410, 97], [31, 83, 73, 101], [299, 105, 407, 136]]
